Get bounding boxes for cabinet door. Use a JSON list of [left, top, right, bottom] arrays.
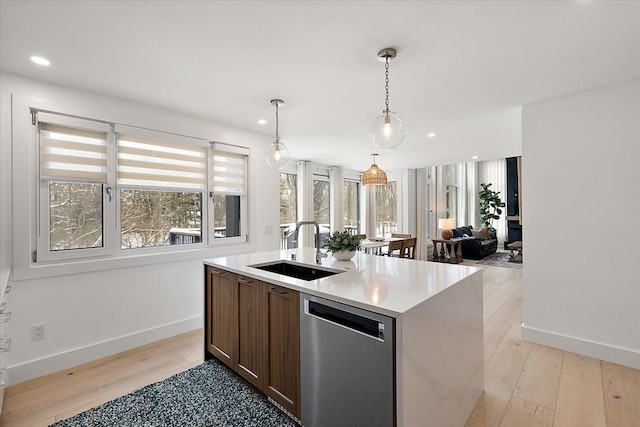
[[206, 266, 238, 369], [237, 276, 268, 390], [266, 284, 300, 418]]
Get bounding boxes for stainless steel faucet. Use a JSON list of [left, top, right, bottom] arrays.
[[293, 221, 328, 264]]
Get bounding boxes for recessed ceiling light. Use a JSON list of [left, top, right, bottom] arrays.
[[258, 119, 267, 125], [427, 132, 436, 138], [29, 56, 50, 66], [472, 156, 479, 160]]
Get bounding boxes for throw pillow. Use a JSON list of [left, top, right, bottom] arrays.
[[482, 227, 491, 239], [471, 229, 485, 239]]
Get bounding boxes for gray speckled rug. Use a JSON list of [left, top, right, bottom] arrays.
[[49, 358, 299, 427], [475, 251, 522, 268]]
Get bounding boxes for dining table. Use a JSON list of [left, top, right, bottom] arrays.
[[359, 237, 406, 255]]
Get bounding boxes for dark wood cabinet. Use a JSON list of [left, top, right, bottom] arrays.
[[206, 266, 237, 368], [236, 276, 268, 390], [266, 284, 300, 418], [205, 266, 300, 419]]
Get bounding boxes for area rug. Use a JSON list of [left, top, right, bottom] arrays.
[[50, 358, 299, 427], [475, 251, 522, 269]]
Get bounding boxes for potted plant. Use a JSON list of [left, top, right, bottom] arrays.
[[478, 182, 506, 231], [322, 230, 362, 260]]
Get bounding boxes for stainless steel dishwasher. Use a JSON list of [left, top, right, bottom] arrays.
[[300, 293, 394, 427]]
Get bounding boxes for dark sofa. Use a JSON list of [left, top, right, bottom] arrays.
[[451, 225, 498, 260]]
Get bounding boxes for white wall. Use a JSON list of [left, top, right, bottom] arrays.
[[0, 72, 281, 384], [0, 73, 11, 294], [522, 80, 640, 369]]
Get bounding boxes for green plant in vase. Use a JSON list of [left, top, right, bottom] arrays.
[[322, 230, 362, 260], [478, 182, 506, 231]]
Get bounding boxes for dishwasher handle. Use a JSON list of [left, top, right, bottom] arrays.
[[304, 299, 385, 341]]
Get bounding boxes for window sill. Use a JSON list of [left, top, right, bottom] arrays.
[[12, 243, 251, 282]]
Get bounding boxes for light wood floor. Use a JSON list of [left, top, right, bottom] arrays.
[[2, 262, 639, 427]]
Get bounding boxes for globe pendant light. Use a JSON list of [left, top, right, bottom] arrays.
[[265, 99, 290, 169], [362, 154, 388, 186], [370, 47, 406, 150]]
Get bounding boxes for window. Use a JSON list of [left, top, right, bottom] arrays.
[[446, 185, 458, 220], [48, 182, 103, 250], [313, 175, 330, 246], [120, 189, 202, 248], [280, 173, 297, 225], [279, 172, 297, 249], [34, 111, 249, 263], [117, 132, 206, 249], [375, 181, 397, 237], [38, 120, 111, 259], [313, 177, 330, 226], [443, 164, 458, 220], [209, 144, 248, 244], [343, 180, 360, 234]]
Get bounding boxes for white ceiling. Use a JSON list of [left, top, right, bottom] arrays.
[[1, 1, 639, 172]]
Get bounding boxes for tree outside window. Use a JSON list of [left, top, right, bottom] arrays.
[[120, 190, 201, 248], [313, 179, 330, 225], [279, 173, 297, 248], [49, 182, 103, 250], [375, 181, 397, 237], [313, 178, 330, 246], [344, 180, 359, 234]]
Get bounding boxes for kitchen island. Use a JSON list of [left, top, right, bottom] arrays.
[[204, 248, 483, 427]]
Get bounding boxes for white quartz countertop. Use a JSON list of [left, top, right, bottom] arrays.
[[204, 248, 481, 317]]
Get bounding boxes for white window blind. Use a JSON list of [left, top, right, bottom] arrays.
[[212, 145, 248, 195], [39, 123, 108, 183], [117, 133, 207, 190]]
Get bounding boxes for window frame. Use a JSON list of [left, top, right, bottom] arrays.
[[207, 142, 249, 246], [36, 113, 116, 262], [343, 177, 361, 234], [31, 109, 251, 264], [279, 171, 298, 225], [114, 125, 209, 254], [312, 172, 331, 228], [279, 171, 298, 249], [443, 163, 460, 224], [374, 179, 399, 237]]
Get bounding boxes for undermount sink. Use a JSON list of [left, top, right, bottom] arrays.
[[250, 260, 344, 281]]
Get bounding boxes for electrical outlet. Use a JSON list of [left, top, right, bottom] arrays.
[[31, 323, 45, 340]]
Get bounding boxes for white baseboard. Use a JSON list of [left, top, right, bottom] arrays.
[[7, 315, 203, 386], [522, 323, 640, 370]]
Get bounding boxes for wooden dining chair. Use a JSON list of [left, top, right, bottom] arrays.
[[385, 239, 404, 257], [391, 233, 411, 238], [401, 237, 417, 259]]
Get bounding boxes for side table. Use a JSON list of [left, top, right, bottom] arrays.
[[507, 240, 523, 262], [432, 238, 463, 264]]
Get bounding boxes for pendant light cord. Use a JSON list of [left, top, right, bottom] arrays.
[[384, 57, 390, 115], [275, 102, 280, 144]]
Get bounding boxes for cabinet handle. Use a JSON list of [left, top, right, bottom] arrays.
[[238, 278, 253, 284], [270, 287, 288, 295], [210, 269, 225, 275]]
